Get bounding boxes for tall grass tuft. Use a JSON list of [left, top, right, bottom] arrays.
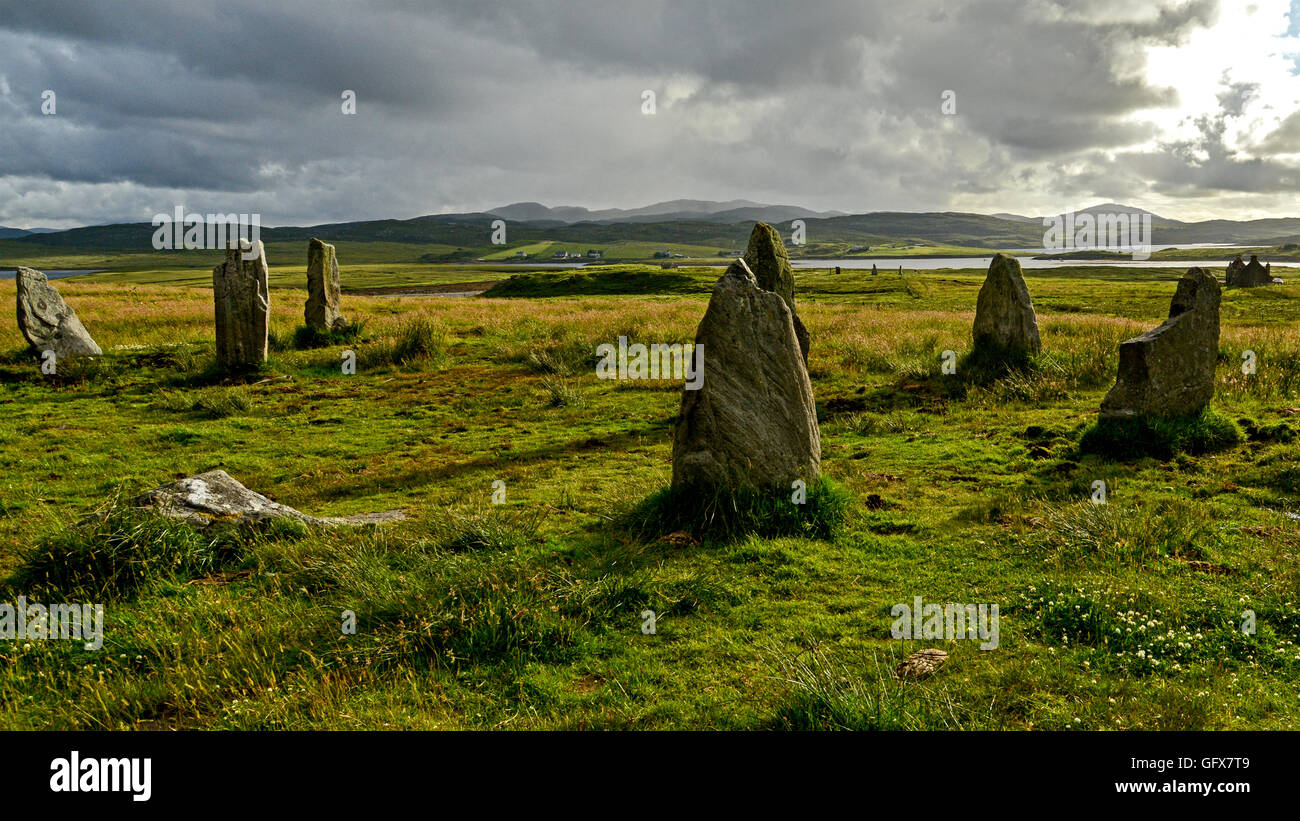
[[624, 477, 853, 542], [5, 493, 248, 600], [1079, 408, 1242, 460]]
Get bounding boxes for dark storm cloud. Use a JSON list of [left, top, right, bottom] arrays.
[[0, 0, 1294, 228]]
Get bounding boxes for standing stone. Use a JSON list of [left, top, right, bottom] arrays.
[[743, 222, 810, 363], [1099, 268, 1220, 418], [671, 258, 820, 491], [305, 237, 347, 333], [213, 241, 270, 371], [871, 264, 878, 276], [971, 253, 1041, 360], [14, 267, 101, 358]]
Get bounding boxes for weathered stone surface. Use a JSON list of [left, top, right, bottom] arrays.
[[1100, 267, 1221, 419], [743, 222, 810, 363], [14, 267, 102, 358], [972, 253, 1040, 358], [305, 237, 348, 333], [134, 469, 406, 528], [895, 648, 948, 680], [212, 241, 270, 370], [671, 258, 820, 490]]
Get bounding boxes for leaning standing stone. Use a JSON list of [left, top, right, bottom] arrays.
[[14, 267, 102, 358], [671, 258, 820, 491], [1099, 267, 1220, 418], [212, 241, 270, 371], [305, 237, 347, 333], [971, 253, 1041, 360]]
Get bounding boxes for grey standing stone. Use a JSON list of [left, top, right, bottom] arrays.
[[212, 241, 270, 370], [743, 222, 810, 363], [14, 267, 102, 358], [971, 253, 1041, 359], [1100, 267, 1221, 419], [134, 469, 406, 528], [305, 237, 348, 333], [671, 258, 820, 491]]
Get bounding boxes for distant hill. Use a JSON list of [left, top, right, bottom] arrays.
[[3, 202, 1297, 257], [0, 226, 61, 239], [485, 200, 846, 224]]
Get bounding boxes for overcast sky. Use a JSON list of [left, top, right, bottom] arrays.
[[0, 0, 1298, 229]]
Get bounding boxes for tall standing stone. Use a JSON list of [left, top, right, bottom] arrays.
[[742, 222, 809, 363], [14, 267, 102, 358], [971, 253, 1041, 360], [305, 237, 347, 333], [213, 241, 270, 371], [672, 259, 820, 491], [1099, 268, 1220, 419]]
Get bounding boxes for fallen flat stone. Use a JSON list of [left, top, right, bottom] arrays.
[[671, 258, 820, 491], [213, 241, 270, 371], [972, 253, 1040, 359], [305, 237, 348, 333], [14, 267, 102, 358], [1100, 267, 1220, 418], [134, 469, 406, 528], [743, 222, 810, 363]]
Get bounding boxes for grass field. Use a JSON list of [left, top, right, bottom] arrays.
[[0, 259, 1297, 729]]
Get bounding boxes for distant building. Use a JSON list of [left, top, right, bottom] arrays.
[[586, 250, 602, 259]]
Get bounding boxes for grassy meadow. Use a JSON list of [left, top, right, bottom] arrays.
[[0, 259, 1298, 730]]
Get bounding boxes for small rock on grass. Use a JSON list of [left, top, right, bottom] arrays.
[[895, 648, 948, 680]]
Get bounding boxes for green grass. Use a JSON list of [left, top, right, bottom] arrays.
[[1079, 409, 1244, 460], [625, 478, 854, 542], [1, 259, 1299, 729]]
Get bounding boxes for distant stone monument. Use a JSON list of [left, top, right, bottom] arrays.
[[1225, 254, 1246, 285], [1099, 267, 1220, 418], [743, 222, 810, 363], [971, 253, 1041, 362], [1226, 253, 1271, 287], [871, 264, 878, 276], [212, 241, 270, 371], [671, 258, 820, 491], [14, 267, 101, 359], [305, 237, 348, 333]]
